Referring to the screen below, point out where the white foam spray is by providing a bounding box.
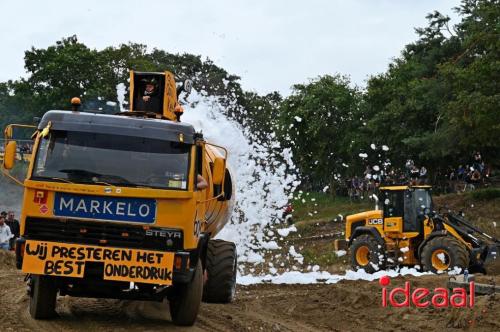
[116,83,126,112]
[182,91,299,265]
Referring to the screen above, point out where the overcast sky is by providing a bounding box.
[0,0,459,95]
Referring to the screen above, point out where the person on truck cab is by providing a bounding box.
[136,78,161,114]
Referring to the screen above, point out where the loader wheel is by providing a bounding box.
[29,275,58,319]
[203,239,237,303]
[421,236,469,273]
[350,234,386,273]
[169,261,203,326]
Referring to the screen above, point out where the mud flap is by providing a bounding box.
[15,237,25,269]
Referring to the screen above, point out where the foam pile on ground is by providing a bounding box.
[276,225,297,237]
[237,267,429,285]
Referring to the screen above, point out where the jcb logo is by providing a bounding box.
[368,218,383,225]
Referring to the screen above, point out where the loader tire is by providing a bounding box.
[203,239,237,303]
[169,261,203,326]
[421,236,469,273]
[350,234,386,273]
[29,275,58,319]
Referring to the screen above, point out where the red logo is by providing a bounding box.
[39,204,49,214]
[380,275,474,308]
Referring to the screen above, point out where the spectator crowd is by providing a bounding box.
[342,151,491,200]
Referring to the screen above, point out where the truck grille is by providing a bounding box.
[24,217,183,251]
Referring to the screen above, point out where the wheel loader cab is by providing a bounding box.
[381,186,432,234]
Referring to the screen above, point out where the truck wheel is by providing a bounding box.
[169,260,203,326]
[203,239,237,303]
[29,275,58,319]
[350,234,386,273]
[421,236,469,273]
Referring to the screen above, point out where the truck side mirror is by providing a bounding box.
[3,141,17,170]
[212,157,225,185]
[4,126,13,139]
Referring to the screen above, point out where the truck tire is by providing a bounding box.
[421,236,469,273]
[203,239,237,303]
[29,275,58,319]
[169,260,203,326]
[350,234,386,273]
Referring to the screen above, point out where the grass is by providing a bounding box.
[302,243,344,266]
[291,192,372,223]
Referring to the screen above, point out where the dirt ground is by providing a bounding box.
[1,251,498,332]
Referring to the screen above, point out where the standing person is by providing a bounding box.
[6,211,19,250]
[0,215,13,251]
[472,151,484,173]
[409,166,420,185]
[405,159,414,173]
[363,166,372,179]
[351,176,360,200]
[419,166,428,185]
[457,165,465,180]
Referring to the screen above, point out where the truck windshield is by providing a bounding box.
[33,130,190,190]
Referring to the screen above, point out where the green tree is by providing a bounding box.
[436,0,500,161]
[0,36,273,136]
[277,75,362,190]
[363,0,499,170]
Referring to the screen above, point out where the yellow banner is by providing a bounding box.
[23,240,174,285]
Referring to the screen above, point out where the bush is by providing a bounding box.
[470,188,500,201]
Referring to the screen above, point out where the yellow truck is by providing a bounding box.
[1,71,236,326]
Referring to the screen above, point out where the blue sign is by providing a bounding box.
[54,193,156,224]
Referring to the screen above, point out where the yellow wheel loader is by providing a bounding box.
[337,186,499,274]
[1,71,236,326]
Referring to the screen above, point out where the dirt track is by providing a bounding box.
[1,251,499,332]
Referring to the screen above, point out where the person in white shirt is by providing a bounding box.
[0,216,13,250]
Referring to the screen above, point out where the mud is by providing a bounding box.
[0,251,498,332]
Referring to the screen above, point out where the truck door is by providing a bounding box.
[403,191,418,232]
